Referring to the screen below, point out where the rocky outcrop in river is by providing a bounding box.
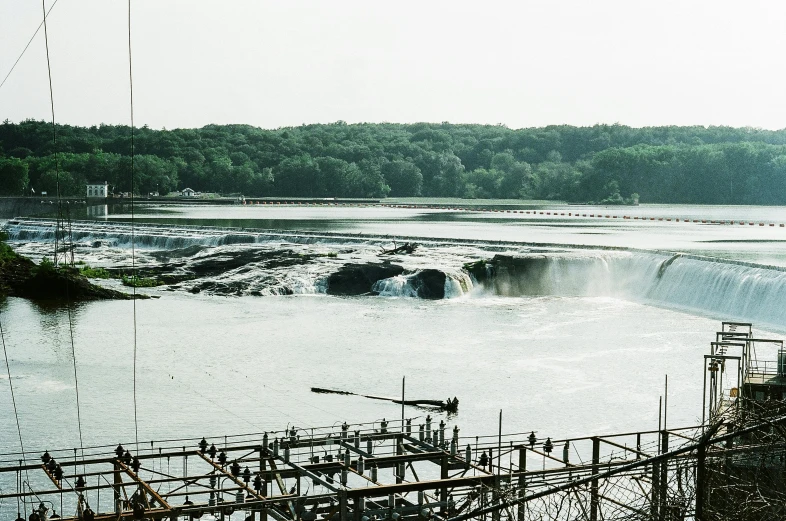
[326,262,405,295]
[0,253,135,301]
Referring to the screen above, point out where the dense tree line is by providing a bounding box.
[2,119,786,204]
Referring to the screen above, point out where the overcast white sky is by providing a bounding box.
[2,0,785,130]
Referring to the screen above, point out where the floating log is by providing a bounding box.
[379,242,417,255]
[310,387,458,412]
[311,387,354,395]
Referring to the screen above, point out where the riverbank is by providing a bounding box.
[0,238,137,301]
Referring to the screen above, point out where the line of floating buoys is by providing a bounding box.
[238,202,785,227]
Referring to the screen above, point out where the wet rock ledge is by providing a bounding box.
[326,262,405,295]
[0,244,136,301]
[326,262,446,299]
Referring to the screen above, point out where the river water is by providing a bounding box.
[1,202,784,515]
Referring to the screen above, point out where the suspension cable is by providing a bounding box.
[128,0,139,452]
[40,0,61,265]
[0,0,61,92]
[41,0,84,463]
[1,310,30,518]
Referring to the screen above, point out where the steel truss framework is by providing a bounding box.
[3,324,786,521]
[2,414,782,521]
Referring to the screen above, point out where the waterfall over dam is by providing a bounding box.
[4,218,785,330]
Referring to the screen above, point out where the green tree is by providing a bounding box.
[0,157,29,195]
[381,160,423,196]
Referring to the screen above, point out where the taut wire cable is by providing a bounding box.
[1,310,30,518]
[0,0,61,91]
[128,0,140,452]
[41,0,84,464]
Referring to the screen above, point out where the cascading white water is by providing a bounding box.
[474,252,786,329]
[5,219,259,249]
[443,268,473,298]
[642,256,786,326]
[5,218,786,328]
[372,274,420,297]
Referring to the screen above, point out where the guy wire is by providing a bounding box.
[0,310,30,515]
[0,0,61,92]
[41,0,84,464]
[40,0,61,265]
[128,0,139,452]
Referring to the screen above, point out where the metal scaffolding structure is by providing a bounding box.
[2,322,786,521]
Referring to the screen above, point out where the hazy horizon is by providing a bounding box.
[2,1,785,131]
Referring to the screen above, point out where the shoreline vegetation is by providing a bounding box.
[3,121,786,205]
[0,232,139,301]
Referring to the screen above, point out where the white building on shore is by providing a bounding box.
[86,181,109,198]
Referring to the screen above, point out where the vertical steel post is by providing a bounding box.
[114,461,121,515]
[651,453,660,519]
[702,359,708,427]
[440,454,448,515]
[696,440,706,521]
[590,437,600,521]
[664,375,668,432]
[401,377,405,434]
[339,490,348,521]
[497,410,502,474]
[658,431,669,521]
[261,454,268,521]
[517,446,526,521]
[396,435,404,484]
[636,433,641,460]
[353,497,364,521]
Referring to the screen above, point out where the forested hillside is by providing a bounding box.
[2,119,786,204]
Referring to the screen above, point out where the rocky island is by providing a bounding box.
[0,236,136,301]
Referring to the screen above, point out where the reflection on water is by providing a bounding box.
[86,204,108,217]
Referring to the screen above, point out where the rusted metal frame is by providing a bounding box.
[368,450,460,469]
[174,491,331,509]
[0,481,119,500]
[266,456,299,520]
[0,451,196,473]
[598,438,652,459]
[449,468,469,480]
[510,424,701,446]
[164,486,247,499]
[116,460,172,511]
[41,463,63,489]
[343,463,378,487]
[406,461,420,482]
[339,440,373,459]
[159,474,215,498]
[346,473,505,499]
[62,468,112,479]
[405,436,490,476]
[396,447,468,471]
[196,451,266,502]
[0,437,332,473]
[8,426,676,473]
[286,460,342,492]
[247,452,452,478]
[143,472,212,486]
[57,507,172,520]
[665,429,699,443]
[524,445,579,468]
